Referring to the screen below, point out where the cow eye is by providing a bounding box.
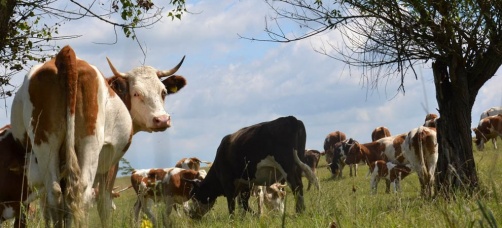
[161,90,167,98]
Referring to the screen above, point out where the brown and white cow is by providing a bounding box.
[185,116,319,219]
[368,160,412,194]
[304,149,321,174]
[175,157,212,171]
[423,113,439,128]
[480,107,502,120]
[303,149,321,190]
[402,126,438,198]
[342,134,409,192]
[10,46,186,227]
[475,110,502,150]
[323,131,347,164]
[473,114,502,151]
[0,125,29,228]
[252,182,287,216]
[131,168,204,227]
[371,126,391,141]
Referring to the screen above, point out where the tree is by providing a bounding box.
[0,0,187,99]
[255,0,502,197]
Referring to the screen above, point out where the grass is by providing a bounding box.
[5,144,501,227]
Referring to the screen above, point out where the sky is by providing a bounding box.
[1,0,501,172]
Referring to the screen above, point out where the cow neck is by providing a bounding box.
[196,167,224,201]
[361,142,381,165]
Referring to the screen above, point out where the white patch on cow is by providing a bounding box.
[2,206,15,220]
[181,159,191,170]
[252,156,287,185]
[198,170,207,179]
[163,168,182,184]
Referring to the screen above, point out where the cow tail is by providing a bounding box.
[56,45,84,223]
[293,149,320,190]
[417,127,428,186]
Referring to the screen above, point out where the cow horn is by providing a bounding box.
[181,177,201,185]
[106,57,126,77]
[157,56,185,78]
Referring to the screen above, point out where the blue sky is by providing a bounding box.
[2,0,501,171]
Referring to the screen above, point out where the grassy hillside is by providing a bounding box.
[8,144,501,227]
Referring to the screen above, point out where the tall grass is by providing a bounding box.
[5,144,501,227]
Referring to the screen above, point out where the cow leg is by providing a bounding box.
[287,169,305,213]
[370,176,379,194]
[133,198,142,223]
[95,172,114,228]
[225,197,236,216]
[32,145,63,228]
[162,197,175,228]
[237,190,253,214]
[141,199,156,226]
[384,179,391,194]
[393,179,400,193]
[492,138,498,150]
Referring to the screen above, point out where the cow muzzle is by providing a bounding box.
[152,115,171,131]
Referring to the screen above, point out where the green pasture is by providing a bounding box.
[9,143,502,227]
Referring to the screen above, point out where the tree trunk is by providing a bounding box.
[0,0,16,52]
[432,60,479,198]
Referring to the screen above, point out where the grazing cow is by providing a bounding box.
[477,107,502,149]
[175,157,212,171]
[402,126,438,198]
[0,125,29,228]
[131,168,204,227]
[304,149,321,190]
[371,126,391,141]
[252,182,287,216]
[480,107,502,120]
[304,149,321,174]
[424,113,439,128]
[473,114,502,151]
[342,134,409,192]
[10,46,187,227]
[323,131,347,164]
[327,138,356,178]
[368,160,412,194]
[185,116,319,219]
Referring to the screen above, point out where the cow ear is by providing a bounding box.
[162,75,187,94]
[108,76,131,110]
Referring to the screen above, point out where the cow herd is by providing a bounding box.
[0,45,500,227]
[319,107,502,199]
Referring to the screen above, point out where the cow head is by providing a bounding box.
[344,140,363,165]
[106,57,187,133]
[472,127,487,151]
[328,139,357,178]
[184,181,216,219]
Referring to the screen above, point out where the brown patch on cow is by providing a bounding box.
[107,76,131,110]
[0,125,30,228]
[347,141,383,165]
[175,157,202,171]
[29,58,66,145]
[425,113,438,122]
[371,126,391,141]
[388,165,412,182]
[29,53,100,145]
[323,131,347,155]
[392,134,407,163]
[74,58,100,137]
